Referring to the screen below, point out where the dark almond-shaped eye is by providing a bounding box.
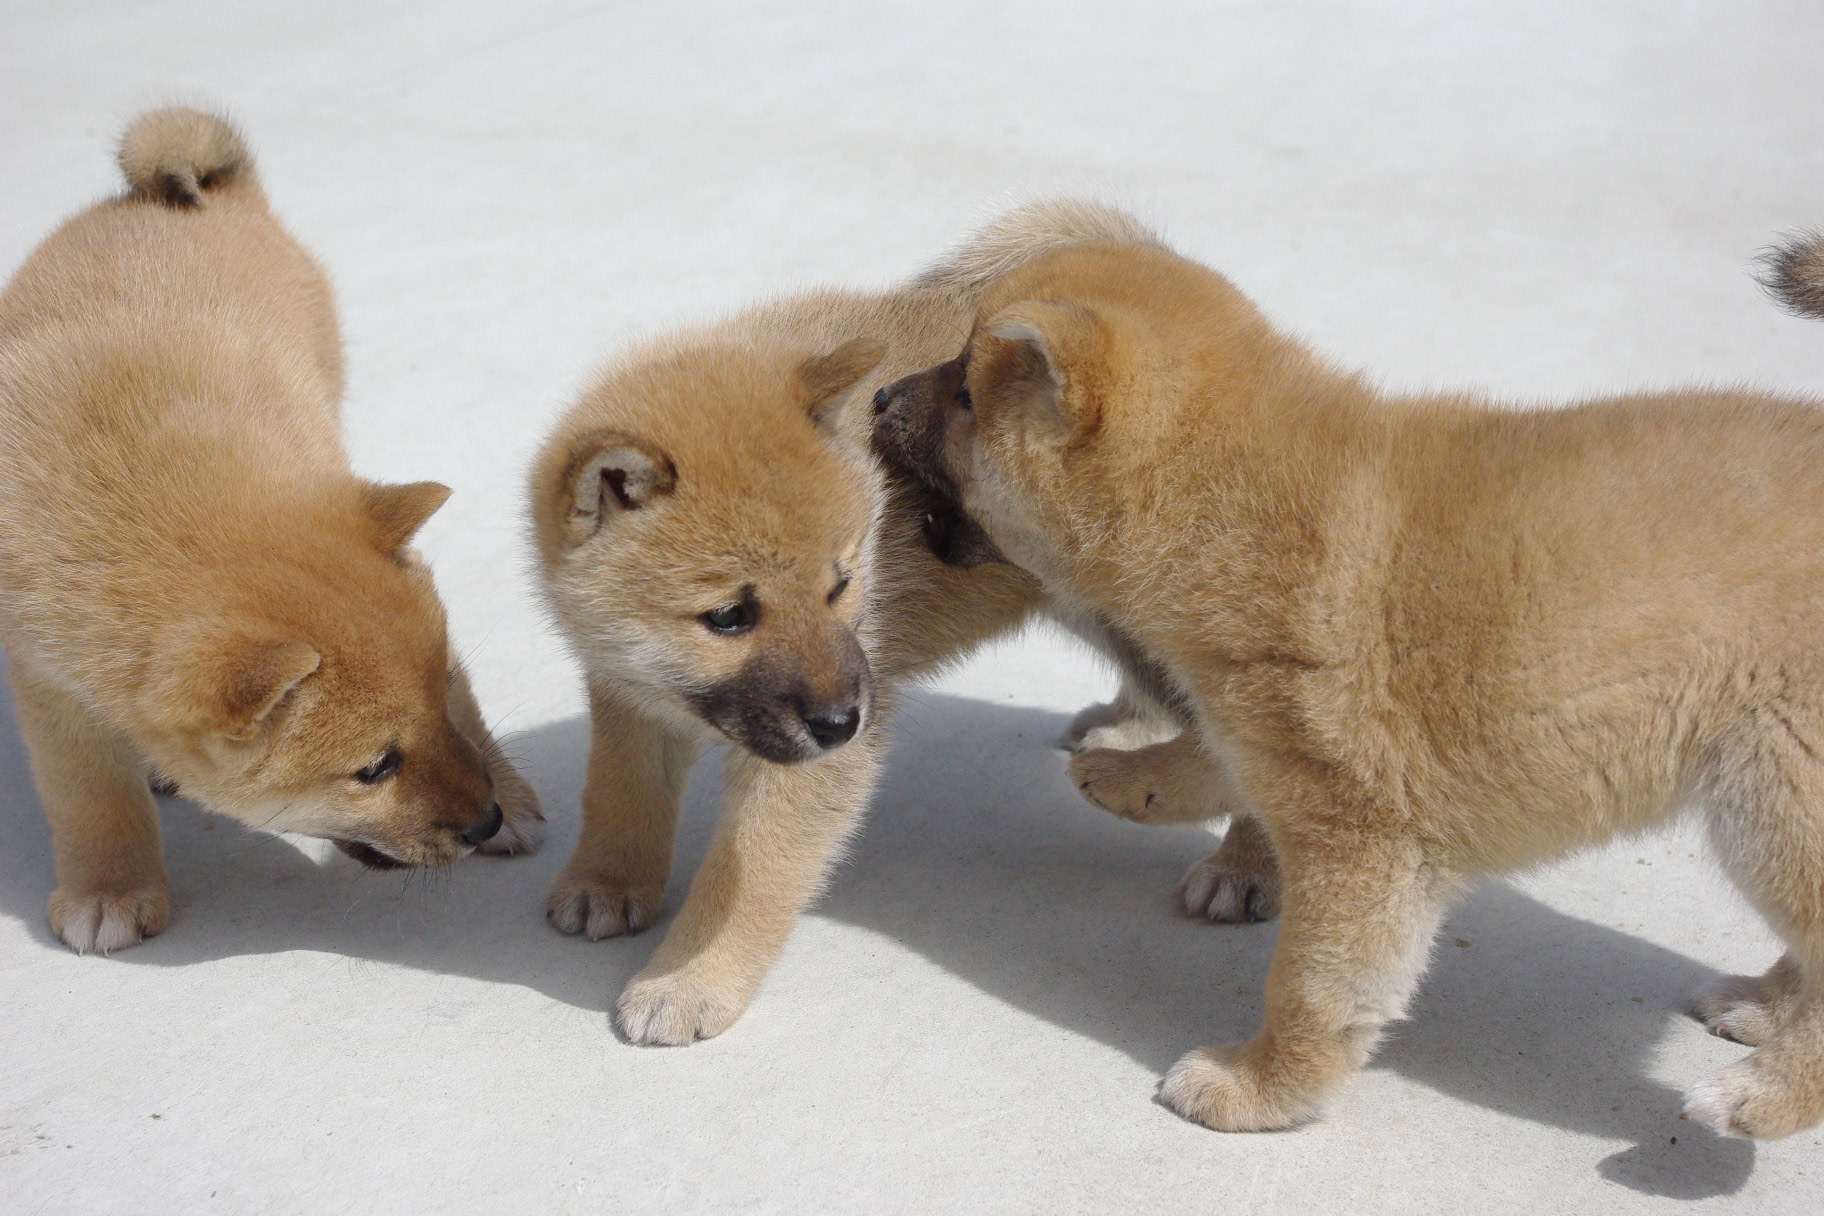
[955,383,973,411]
[827,575,851,606]
[702,601,756,636]
[355,748,402,785]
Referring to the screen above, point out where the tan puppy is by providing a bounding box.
[875,218,1824,1139]
[531,203,1276,1044]
[0,108,543,954]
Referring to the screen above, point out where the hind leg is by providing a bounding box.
[1689,757,1824,1138]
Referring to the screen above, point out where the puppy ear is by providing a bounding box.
[365,481,452,553]
[798,338,885,431]
[561,430,677,542]
[153,628,321,743]
[982,300,1103,435]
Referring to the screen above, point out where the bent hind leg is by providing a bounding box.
[1689,747,1824,1138]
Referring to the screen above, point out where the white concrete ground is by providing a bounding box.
[3,1,1824,1211]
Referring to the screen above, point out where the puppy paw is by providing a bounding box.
[48,885,169,955]
[477,760,545,857]
[1160,1045,1318,1132]
[1071,746,1194,824]
[1684,1058,1821,1140]
[1692,977,1780,1046]
[1180,852,1280,922]
[546,871,662,940]
[617,966,749,1046]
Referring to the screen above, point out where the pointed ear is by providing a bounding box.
[155,630,321,743]
[560,430,677,543]
[982,300,1103,435]
[798,338,885,431]
[365,481,452,552]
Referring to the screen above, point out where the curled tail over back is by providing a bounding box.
[117,107,253,208]
[1758,232,1824,320]
[915,199,1166,295]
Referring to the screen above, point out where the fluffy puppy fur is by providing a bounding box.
[531,202,1274,1045]
[875,218,1824,1139]
[0,108,543,954]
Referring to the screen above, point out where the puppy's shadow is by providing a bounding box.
[0,676,1756,1196]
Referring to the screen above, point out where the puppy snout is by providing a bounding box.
[458,803,503,847]
[872,385,896,415]
[803,704,861,750]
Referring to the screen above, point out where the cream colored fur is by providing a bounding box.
[0,108,542,953]
[530,202,1271,1044]
[875,211,1824,1139]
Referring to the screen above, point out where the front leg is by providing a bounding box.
[1163,818,1450,1131]
[8,658,169,954]
[616,711,886,1045]
[547,685,698,939]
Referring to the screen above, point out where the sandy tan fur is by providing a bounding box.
[877,217,1824,1140]
[530,202,1264,1044]
[0,108,542,953]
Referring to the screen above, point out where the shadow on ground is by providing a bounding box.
[0,676,1758,1198]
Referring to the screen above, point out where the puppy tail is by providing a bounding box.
[915,199,1167,294]
[1755,231,1824,320]
[118,107,254,208]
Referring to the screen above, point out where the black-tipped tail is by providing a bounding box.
[117,106,252,208]
[1756,232,1824,320]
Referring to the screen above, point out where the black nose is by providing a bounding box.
[804,706,861,749]
[872,385,894,415]
[458,803,503,847]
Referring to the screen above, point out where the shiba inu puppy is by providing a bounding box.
[875,220,1824,1139]
[531,203,1275,1045]
[0,108,543,954]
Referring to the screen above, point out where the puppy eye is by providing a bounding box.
[828,576,850,605]
[702,601,756,635]
[955,383,973,411]
[355,749,402,785]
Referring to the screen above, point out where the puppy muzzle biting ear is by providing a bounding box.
[871,357,1007,569]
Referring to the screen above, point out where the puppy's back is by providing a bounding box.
[0,110,350,666]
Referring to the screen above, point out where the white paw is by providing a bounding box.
[1684,1059,1819,1140]
[616,967,748,1046]
[546,872,662,940]
[1180,854,1280,922]
[477,762,545,856]
[48,886,169,955]
[1160,1045,1315,1132]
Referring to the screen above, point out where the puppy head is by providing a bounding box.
[535,338,884,764]
[141,481,501,868]
[875,273,1116,584]
[875,242,1271,584]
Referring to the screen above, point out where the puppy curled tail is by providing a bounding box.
[117,107,253,208]
[1756,232,1824,320]
[915,199,1167,296]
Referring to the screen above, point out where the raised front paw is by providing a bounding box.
[48,885,170,955]
[1161,1044,1320,1132]
[616,964,752,1046]
[546,870,662,940]
[1071,746,1188,824]
[477,758,546,857]
[1180,850,1280,922]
